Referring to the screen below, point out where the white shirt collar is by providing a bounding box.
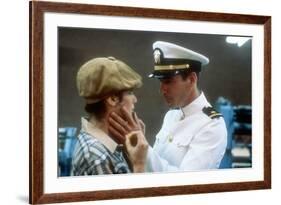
[81,117,118,153]
[180,92,211,118]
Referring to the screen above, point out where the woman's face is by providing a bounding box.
[118,90,138,114]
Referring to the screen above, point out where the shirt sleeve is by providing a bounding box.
[146,119,227,172]
[145,146,179,172]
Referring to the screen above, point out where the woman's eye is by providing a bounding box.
[127,91,134,95]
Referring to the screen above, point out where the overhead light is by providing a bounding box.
[226,36,251,47]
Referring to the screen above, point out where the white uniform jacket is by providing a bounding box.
[146,93,227,172]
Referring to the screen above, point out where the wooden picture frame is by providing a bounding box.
[30,0,271,204]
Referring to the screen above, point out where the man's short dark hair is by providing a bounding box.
[180,70,200,81]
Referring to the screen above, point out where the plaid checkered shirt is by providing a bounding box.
[71,118,131,175]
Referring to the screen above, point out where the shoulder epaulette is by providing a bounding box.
[202,106,222,119]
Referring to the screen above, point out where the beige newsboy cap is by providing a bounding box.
[77,56,142,103]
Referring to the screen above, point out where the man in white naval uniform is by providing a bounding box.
[146,90,227,172]
[109,41,227,172]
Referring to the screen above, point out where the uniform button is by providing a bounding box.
[168,135,173,142]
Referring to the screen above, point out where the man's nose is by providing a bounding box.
[160,82,166,94]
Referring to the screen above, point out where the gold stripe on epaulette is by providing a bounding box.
[209,113,222,118]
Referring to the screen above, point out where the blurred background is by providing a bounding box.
[58,27,252,176]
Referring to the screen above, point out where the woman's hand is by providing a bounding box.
[125,130,148,172]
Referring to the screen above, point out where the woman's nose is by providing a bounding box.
[132,94,137,103]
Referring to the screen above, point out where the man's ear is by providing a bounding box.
[105,95,119,107]
[188,72,198,85]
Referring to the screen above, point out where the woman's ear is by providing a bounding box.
[105,95,119,107]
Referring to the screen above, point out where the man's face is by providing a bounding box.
[159,74,192,108]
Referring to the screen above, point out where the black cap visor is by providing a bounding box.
[148,69,187,79]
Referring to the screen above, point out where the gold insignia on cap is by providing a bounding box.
[154,49,161,64]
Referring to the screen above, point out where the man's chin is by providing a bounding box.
[165,102,180,109]
[164,98,177,108]
[166,102,175,108]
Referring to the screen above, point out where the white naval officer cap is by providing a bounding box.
[149,41,209,79]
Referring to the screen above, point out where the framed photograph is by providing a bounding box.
[30,0,271,204]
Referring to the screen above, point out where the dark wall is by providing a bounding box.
[58,27,252,145]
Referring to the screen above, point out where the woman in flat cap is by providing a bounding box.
[71,56,147,175]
